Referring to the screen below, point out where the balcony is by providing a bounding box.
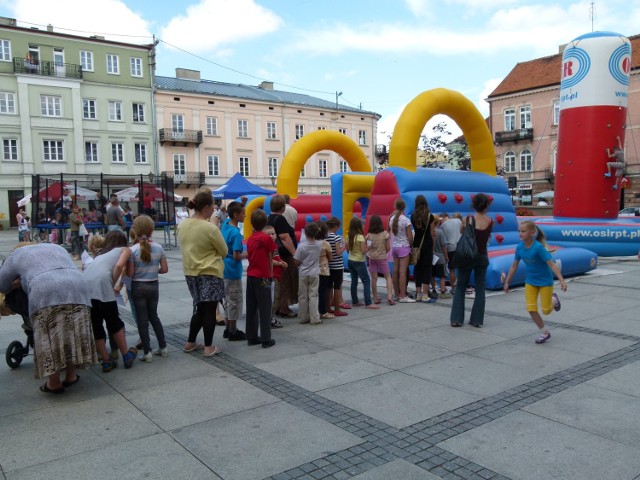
[13,57,82,79]
[162,171,205,187]
[495,128,533,144]
[159,128,203,146]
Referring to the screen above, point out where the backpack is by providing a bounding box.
[453,216,479,268]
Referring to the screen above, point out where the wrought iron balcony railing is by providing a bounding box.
[162,171,205,186]
[159,129,203,146]
[13,57,83,79]
[495,128,533,144]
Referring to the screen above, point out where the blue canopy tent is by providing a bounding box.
[212,172,276,199]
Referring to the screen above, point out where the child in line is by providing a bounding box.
[221,201,247,341]
[366,215,394,305]
[430,218,450,300]
[347,217,379,309]
[245,210,277,348]
[83,230,137,371]
[326,217,348,317]
[389,198,415,303]
[19,215,31,242]
[317,221,334,320]
[126,215,168,362]
[263,225,287,329]
[294,222,323,324]
[503,221,567,344]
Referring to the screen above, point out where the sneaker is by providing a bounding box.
[247,337,262,346]
[552,293,561,312]
[604,172,612,178]
[154,347,169,357]
[142,352,153,363]
[262,339,276,348]
[535,331,551,344]
[416,292,423,302]
[227,330,247,341]
[450,287,456,296]
[223,328,229,339]
[271,319,283,328]
[424,297,437,304]
[612,184,618,190]
[439,292,452,299]
[399,296,416,303]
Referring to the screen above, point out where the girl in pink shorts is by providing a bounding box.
[388,198,415,303]
[366,215,394,305]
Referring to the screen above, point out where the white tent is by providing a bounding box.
[533,191,555,199]
[115,185,182,202]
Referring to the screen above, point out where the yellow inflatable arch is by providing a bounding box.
[276,130,372,198]
[389,88,496,176]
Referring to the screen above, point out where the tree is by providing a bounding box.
[448,137,470,171]
[420,122,451,168]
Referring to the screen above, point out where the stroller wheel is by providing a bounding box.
[6,340,25,369]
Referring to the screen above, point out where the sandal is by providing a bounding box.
[320,313,335,319]
[374,298,381,304]
[339,303,352,310]
[271,319,284,328]
[387,299,396,305]
[62,375,80,388]
[183,342,204,353]
[102,360,115,373]
[40,383,65,394]
[203,346,222,357]
[123,347,138,369]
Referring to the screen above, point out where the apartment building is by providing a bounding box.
[155,69,381,199]
[487,34,640,207]
[0,18,155,229]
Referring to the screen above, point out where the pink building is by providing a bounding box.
[154,69,380,200]
[487,34,640,208]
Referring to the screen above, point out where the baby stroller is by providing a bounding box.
[3,288,33,369]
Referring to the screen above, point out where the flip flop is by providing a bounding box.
[40,383,65,394]
[339,303,352,309]
[387,299,396,305]
[183,342,205,353]
[203,346,222,357]
[62,375,80,388]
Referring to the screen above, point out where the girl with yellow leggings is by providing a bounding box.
[503,221,567,344]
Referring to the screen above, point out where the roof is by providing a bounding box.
[488,33,640,98]
[155,76,380,117]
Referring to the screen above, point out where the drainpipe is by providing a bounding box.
[149,36,160,178]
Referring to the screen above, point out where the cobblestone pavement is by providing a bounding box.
[1,229,640,480]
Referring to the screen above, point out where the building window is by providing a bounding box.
[85,141,99,163]
[3,139,18,161]
[206,116,218,135]
[173,154,186,175]
[239,157,250,176]
[0,39,10,62]
[208,155,220,176]
[358,130,367,145]
[108,101,122,121]
[319,159,327,178]
[338,128,347,135]
[553,101,560,126]
[111,143,124,163]
[339,160,348,173]
[43,140,64,161]
[504,151,516,172]
[106,54,119,74]
[132,103,145,122]
[130,57,142,77]
[134,143,147,163]
[520,105,531,129]
[80,50,93,71]
[40,95,62,117]
[520,149,532,172]
[504,109,515,131]
[171,114,184,132]
[0,92,16,114]
[295,124,304,140]
[268,157,278,178]
[266,121,277,140]
[318,126,326,130]
[237,119,248,138]
[82,99,97,119]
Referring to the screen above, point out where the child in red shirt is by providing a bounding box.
[246,210,279,348]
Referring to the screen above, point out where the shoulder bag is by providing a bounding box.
[453,215,479,269]
[409,214,430,265]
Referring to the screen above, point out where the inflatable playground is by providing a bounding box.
[237,31,639,290]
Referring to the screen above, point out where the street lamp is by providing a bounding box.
[335,91,342,110]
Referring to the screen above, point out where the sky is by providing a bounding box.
[1,0,639,145]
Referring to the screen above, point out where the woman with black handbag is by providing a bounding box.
[450,193,493,327]
[411,195,436,303]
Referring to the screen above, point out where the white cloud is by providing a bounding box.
[377,107,462,147]
[8,0,153,42]
[478,78,502,117]
[160,0,283,54]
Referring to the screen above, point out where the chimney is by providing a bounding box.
[0,17,17,26]
[259,81,274,90]
[47,24,53,32]
[176,68,201,81]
